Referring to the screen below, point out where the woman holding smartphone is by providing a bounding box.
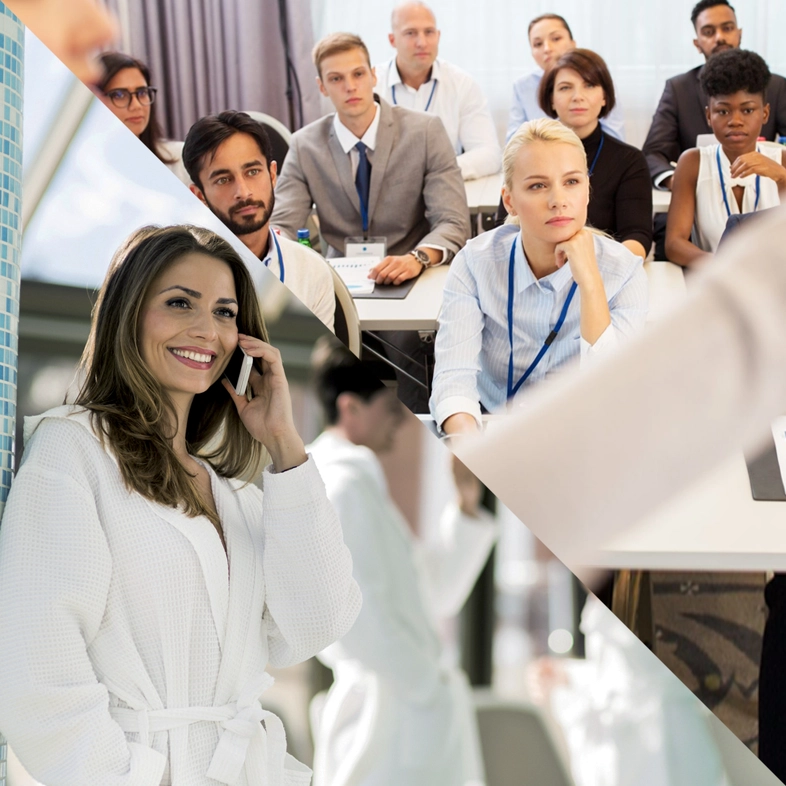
[431,118,648,436]
[0,224,360,785]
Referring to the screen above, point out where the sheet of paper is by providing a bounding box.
[329,256,378,296]
[771,415,786,495]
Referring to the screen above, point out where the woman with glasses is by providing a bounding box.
[97,52,188,181]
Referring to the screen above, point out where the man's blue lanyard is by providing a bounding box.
[263,230,285,283]
[391,79,438,112]
[505,134,604,399]
[716,145,760,218]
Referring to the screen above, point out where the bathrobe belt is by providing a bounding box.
[110,672,288,786]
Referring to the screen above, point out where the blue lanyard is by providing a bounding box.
[588,132,604,176]
[264,231,285,283]
[391,78,438,112]
[507,234,578,399]
[716,145,760,218]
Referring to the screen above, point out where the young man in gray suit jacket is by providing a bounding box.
[271,32,470,412]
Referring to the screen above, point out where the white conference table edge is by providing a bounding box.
[355,263,450,332]
[583,453,786,572]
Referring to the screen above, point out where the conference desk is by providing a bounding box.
[464,173,672,216]
[587,453,786,571]
[356,257,685,340]
[355,264,449,332]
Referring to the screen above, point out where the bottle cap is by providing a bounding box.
[297,228,310,239]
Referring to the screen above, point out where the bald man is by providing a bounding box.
[374,1,501,180]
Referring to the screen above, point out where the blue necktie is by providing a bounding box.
[355,141,371,233]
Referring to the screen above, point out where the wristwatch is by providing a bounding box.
[409,248,431,269]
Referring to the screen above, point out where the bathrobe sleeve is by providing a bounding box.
[0,420,167,786]
[259,455,362,668]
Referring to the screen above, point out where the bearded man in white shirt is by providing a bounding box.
[374,1,501,181]
[183,111,336,331]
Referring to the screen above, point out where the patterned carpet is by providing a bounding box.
[649,571,767,753]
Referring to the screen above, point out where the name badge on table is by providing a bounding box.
[345,236,387,259]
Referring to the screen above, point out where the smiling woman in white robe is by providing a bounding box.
[0,225,361,786]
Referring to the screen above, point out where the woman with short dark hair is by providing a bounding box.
[539,49,652,259]
[0,224,360,785]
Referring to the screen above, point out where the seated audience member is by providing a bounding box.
[271,32,469,412]
[308,338,497,786]
[644,0,786,192]
[430,119,648,437]
[96,52,188,182]
[539,49,652,259]
[183,111,335,329]
[374,1,501,180]
[665,49,786,267]
[506,13,626,144]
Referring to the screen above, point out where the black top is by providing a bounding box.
[495,124,653,250]
[582,124,652,249]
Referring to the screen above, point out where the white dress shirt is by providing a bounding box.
[258,228,336,331]
[506,68,627,144]
[375,58,501,180]
[430,223,648,429]
[333,104,447,263]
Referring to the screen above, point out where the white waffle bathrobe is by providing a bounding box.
[0,406,361,786]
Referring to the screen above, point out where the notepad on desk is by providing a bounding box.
[330,257,378,296]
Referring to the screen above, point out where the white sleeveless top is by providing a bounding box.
[694,143,782,253]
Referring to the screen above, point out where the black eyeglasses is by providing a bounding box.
[103,86,157,108]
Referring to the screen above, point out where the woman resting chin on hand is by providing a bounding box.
[433,118,648,438]
[0,224,360,786]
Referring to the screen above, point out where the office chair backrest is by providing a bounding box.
[474,693,575,786]
[329,264,362,358]
[241,110,292,172]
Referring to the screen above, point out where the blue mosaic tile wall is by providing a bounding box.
[0,4,22,782]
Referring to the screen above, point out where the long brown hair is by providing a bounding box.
[97,51,175,165]
[75,225,268,523]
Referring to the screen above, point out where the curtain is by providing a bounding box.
[106,0,321,141]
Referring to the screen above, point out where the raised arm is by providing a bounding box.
[665,148,708,267]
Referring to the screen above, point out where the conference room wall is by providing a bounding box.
[311,0,786,149]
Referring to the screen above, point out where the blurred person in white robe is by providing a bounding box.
[307,338,498,786]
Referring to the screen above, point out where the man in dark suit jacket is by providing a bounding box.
[644,0,786,190]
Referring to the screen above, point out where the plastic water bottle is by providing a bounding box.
[297,228,312,248]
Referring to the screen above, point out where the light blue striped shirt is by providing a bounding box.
[430,223,648,428]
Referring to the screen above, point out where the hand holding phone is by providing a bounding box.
[224,346,254,399]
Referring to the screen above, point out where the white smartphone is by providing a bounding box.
[225,346,254,397]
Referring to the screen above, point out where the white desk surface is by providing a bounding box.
[358,257,685,349]
[465,173,503,214]
[652,188,671,213]
[587,453,786,571]
[355,264,449,331]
